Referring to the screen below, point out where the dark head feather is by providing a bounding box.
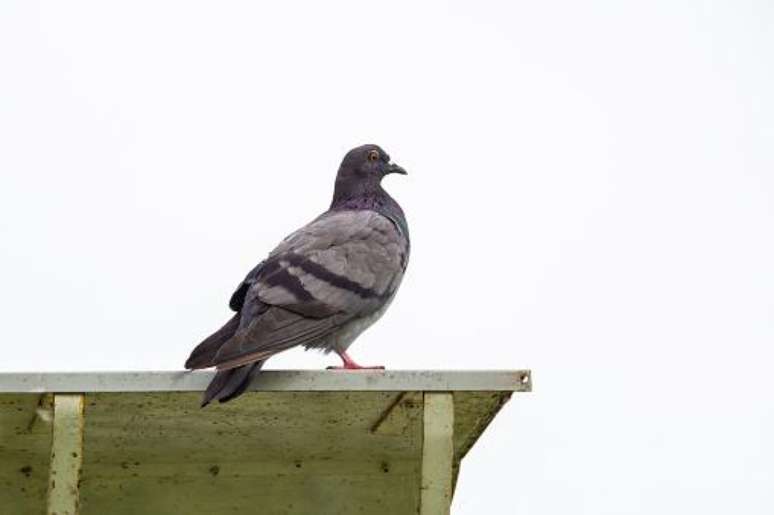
[330,144,410,250]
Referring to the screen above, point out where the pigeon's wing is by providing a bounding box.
[211,210,408,370]
[210,308,348,369]
[229,260,265,311]
[185,261,266,369]
[258,210,408,316]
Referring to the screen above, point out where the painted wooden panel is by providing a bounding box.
[0,371,527,514]
[0,394,52,515]
[48,394,85,515]
[420,393,454,515]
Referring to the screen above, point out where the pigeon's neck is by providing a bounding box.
[330,181,395,212]
[330,182,409,242]
[331,176,379,205]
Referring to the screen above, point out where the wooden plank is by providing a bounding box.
[0,370,532,393]
[0,394,53,515]
[48,394,84,515]
[1,386,522,514]
[420,393,454,515]
[80,391,422,515]
[370,391,423,435]
[452,391,513,493]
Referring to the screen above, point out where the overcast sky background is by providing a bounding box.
[1,1,773,513]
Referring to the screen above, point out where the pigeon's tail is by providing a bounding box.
[201,360,264,407]
[185,314,241,370]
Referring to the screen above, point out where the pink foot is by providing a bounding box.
[327,350,385,370]
[327,364,386,370]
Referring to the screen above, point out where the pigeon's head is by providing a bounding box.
[337,144,407,183]
[331,144,407,208]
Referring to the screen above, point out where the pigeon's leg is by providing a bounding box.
[327,349,385,370]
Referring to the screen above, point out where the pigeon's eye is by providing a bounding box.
[367,150,380,162]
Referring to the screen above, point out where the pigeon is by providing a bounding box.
[185,144,410,406]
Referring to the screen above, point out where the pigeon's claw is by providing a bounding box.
[326,364,386,370]
[327,350,385,370]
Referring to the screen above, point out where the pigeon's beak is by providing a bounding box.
[385,162,407,176]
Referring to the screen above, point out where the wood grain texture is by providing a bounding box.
[0,371,530,514]
[420,393,454,515]
[48,394,84,515]
[0,370,532,393]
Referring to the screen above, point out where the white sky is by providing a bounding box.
[1,1,773,513]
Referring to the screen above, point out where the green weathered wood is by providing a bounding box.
[0,394,52,515]
[0,371,529,514]
[80,391,422,514]
[48,394,84,515]
[420,393,454,515]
